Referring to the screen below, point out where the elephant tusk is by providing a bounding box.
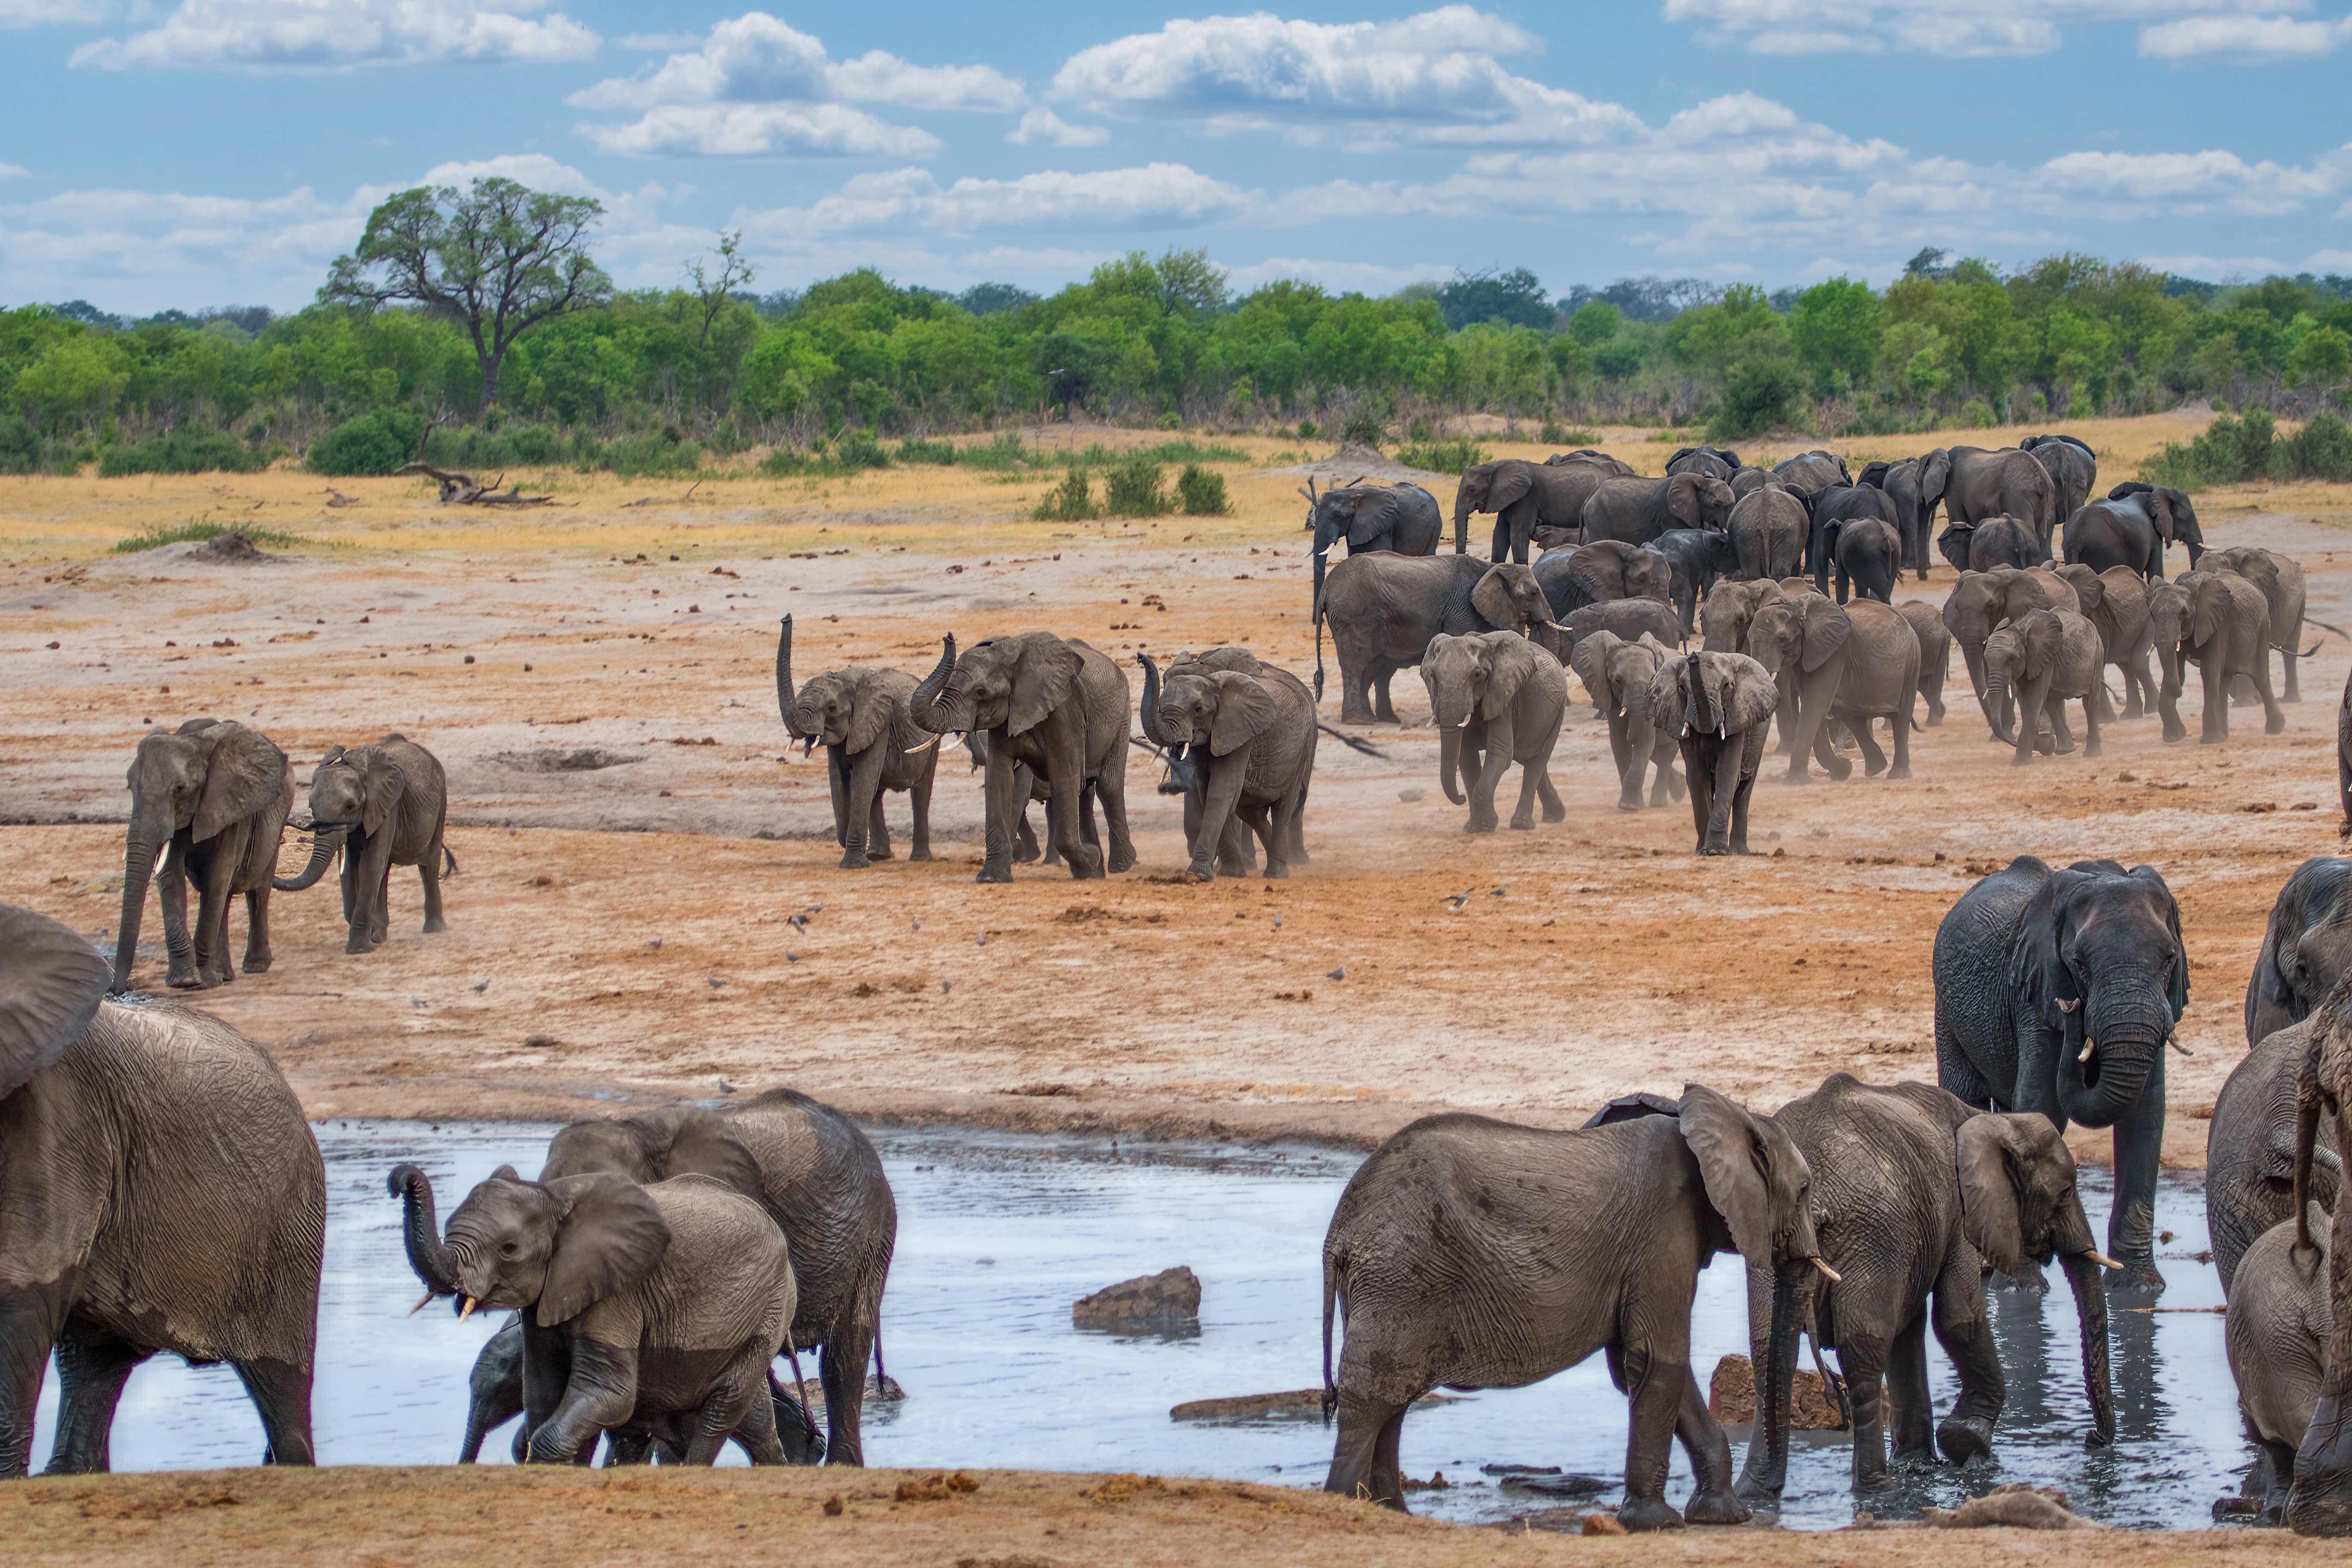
[407,1291,438,1316]
[2169,1037,2196,1057]
[2079,1037,2096,1064]
[905,734,941,755]
[2085,1251,2123,1271]
[2055,997,2078,1014]
[457,1295,479,1321]
[1811,1256,1843,1283]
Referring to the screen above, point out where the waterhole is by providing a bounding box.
[37,1121,2235,1529]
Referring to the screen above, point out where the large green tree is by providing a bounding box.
[322,177,611,412]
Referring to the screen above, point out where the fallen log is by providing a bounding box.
[398,462,556,507]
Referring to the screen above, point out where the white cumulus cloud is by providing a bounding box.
[1007,108,1109,147]
[71,0,597,71]
[2139,11,2352,56]
[0,0,114,25]
[745,162,1253,237]
[1664,0,2291,56]
[579,103,941,159]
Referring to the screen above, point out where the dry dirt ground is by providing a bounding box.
[3,414,2350,1175]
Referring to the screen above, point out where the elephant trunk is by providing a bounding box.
[2291,1190,2352,1534]
[907,636,966,735]
[1452,492,1470,554]
[273,823,349,891]
[2055,1011,2165,1128]
[1439,722,1467,805]
[112,824,168,990]
[2058,1249,2115,1447]
[1746,1257,1804,1498]
[1138,654,1171,748]
[776,615,805,738]
[389,1163,461,1298]
[1683,657,1719,738]
[1983,663,2016,744]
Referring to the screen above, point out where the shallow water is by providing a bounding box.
[36,1120,2239,1529]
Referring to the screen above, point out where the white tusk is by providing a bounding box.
[2079,1037,2096,1064]
[2055,997,2078,1013]
[2169,1037,2196,1057]
[407,1292,437,1316]
[2086,1251,2123,1271]
[905,734,941,755]
[1811,1256,1843,1283]
[1718,724,1727,739]
[457,1295,478,1321]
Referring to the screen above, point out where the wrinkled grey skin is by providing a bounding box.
[1772,449,1852,505]
[1920,446,2060,557]
[392,1164,795,1467]
[1421,631,1568,833]
[962,732,1060,868]
[1818,600,1919,779]
[1580,473,1736,546]
[1141,650,1317,877]
[1932,856,2188,1290]
[2055,564,2158,721]
[1942,567,2078,738]
[1855,457,1936,581]
[2021,435,2098,524]
[0,901,322,1476]
[1647,528,1741,635]
[1321,1087,1820,1528]
[1530,539,1672,624]
[2209,1016,2339,1290]
[1728,487,1808,582]
[1743,592,1853,783]
[1984,609,2105,764]
[2280,986,2352,1533]
[1810,486,1902,600]
[1939,515,2040,573]
[1736,1077,2111,1499]
[775,616,940,870]
[2068,484,2205,580]
[1701,579,1782,655]
[1569,630,1685,810]
[1315,554,1556,723]
[1556,598,1682,667]
[271,733,449,952]
[1304,479,1443,637]
[1819,514,1902,605]
[1666,445,1742,481]
[1647,650,1781,855]
[2227,1204,2333,1525]
[1893,601,1951,728]
[1139,647,1274,877]
[1547,449,1637,474]
[1454,460,1611,562]
[2149,569,2282,744]
[112,718,293,992]
[2247,860,2352,1047]
[909,631,1133,882]
[2205,547,2311,703]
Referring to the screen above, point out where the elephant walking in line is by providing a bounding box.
[1922,447,2060,557]
[2067,484,2205,580]
[2208,1017,2337,1290]
[1321,1087,1822,1528]
[1531,538,1672,623]
[1856,457,1936,580]
[1818,600,1919,780]
[1942,567,2077,738]
[0,902,322,1476]
[1421,631,1567,833]
[1140,649,1317,877]
[1570,630,1685,810]
[1896,600,1951,727]
[1984,609,2105,764]
[1933,857,2188,1290]
[271,733,451,951]
[2148,570,2282,744]
[2055,564,2159,721]
[1810,485,1902,600]
[2205,546,2313,702]
[2248,859,2352,1046]
[1648,650,1780,856]
[112,717,293,992]
[1818,514,1901,604]
[1735,1076,2114,1499]
[909,631,1133,882]
[776,616,940,870]
[1742,591,1851,781]
[1454,459,1611,562]
[1579,473,1736,546]
[1315,554,1556,723]
[1701,579,1782,655]
[1727,487,1808,582]
[2021,434,2098,524]
[1304,478,1443,642]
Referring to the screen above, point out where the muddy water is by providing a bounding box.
[38,1121,2238,1529]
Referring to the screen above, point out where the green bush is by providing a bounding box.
[1047,438,1246,469]
[426,423,579,470]
[101,427,264,476]
[0,413,37,475]
[1103,456,1170,517]
[2287,411,2352,481]
[1708,360,1802,440]
[1033,468,1097,520]
[309,409,427,476]
[1175,464,1229,515]
[1296,419,1317,440]
[760,446,820,477]
[110,520,301,554]
[834,429,890,469]
[1397,436,1487,474]
[1339,398,1391,448]
[955,433,1044,470]
[601,434,704,478]
[897,437,959,464]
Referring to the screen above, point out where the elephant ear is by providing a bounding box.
[1665,474,1703,530]
[2067,567,2105,612]
[0,902,109,1099]
[1920,449,1951,507]
[647,1108,769,1203]
[1954,1115,2026,1278]
[539,1172,673,1327]
[361,751,405,840]
[1857,460,1892,488]
[2021,612,2061,681]
[1480,634,1539,720]
[1568,628,1619,706]
[2126,863,2190,1022]
[1731,661,1782,730]
[846,671,894,755]
[1208,672,1279,756]
[1799,597,1852,673]
[193,722,286,843]
[2189,578,2223,649]
[1008,635,1084,737]
[1470,567,1520,630]
[1678,1084,1775,1262]
[1345,490,1394,548]
[1485,464,1534,516]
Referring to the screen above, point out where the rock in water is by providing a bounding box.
[1074,1265,1201,1326]
[1923,1484,2099,1530]
[1707,1353,1848,1430]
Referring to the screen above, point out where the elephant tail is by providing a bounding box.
[1316,724,1386,758]
[778,1333,824,1454]
[872,1320,888,1394]
[1320,1250,1340,1425]
[441,844,460,877]
[1314,589,1327,701]
[2307,617,2349,640]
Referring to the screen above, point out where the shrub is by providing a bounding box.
[955,433,1043,470]
[2287,411,2352,481]
[1397,436,1487,474]
[0,413,37,475]
[102,427,264,476]
[1175,464,1229,515]
[601,435,704,478]
[1296,419,1318,440]
[1339,398,1391,448]
[897,437,959,464]
[1103,456,1170,517]
[309,409,427,476]
[834,429,890,469]
[110,520,301,554]
[1033,468,1097,521]
[760,446,820,477]
[1708,360,1802,440]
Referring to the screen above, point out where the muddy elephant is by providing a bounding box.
[1736,1076,2113,1498]
[2209,1016,2338,1290]
[1939,514,2040,573]
[2149,570,2282,744]
[1316,554,1555,723]
[1,901,322,1476]
[1742,591,1850,782]
[1896,600,1951,727]
[1701,579,1782,655]
[2228,1204,2333,1525]
[1819,600,1919,779]
[1666,446,1741,481]
[1646,528,1740,635]
[271,733,450,951]
[1942,567,2076,737]
[1648,650,1780,855]
[2068,484,2205,580]
[1921,446,2059,556]
[394,1163,795,1467]
[111,718,293,992]
[1728,487,1807,582]
[1141,650,1317,876]
[2205,546,2312,703]
[909,632,1133,882]
[2055,564,2158,720]
[1933,857,2186,1289]
[2021,435,2098,523]
[1531,538,1672,623]
[2247,860,2352,1047]
[1855,456,1936,580]
[775,616,940,869]
[1570,630,1684,810]
[1455,459,1610,562]
[1984,609,2105,764]
[1321,1086,1822,1527]
[1580,473,1735,546]
[1421,631,1567,833]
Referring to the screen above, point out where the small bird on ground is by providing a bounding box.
[472,980,489,993]
[1326,966,1346,981]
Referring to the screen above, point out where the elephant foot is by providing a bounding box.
[1826,757,1854,781]
[1853,1464,1899,1494]
[1888,764,1911,779]
[1216,859,1252,879]
[975,867,1014,884]
[1937,1416,1995,1465]
[2114,1258,2166,1294]
[2268,716,2288,735]
[1683,1486,1751,1526]
[1734,1469,1786,1503]
[1108,850,1136,874]
[867,845,895,862]
[1698,841,1729,857]
[1012,845,1041,864]
[1509,816,1535,830]
[345,935,377,955]
[1464,818,1497,834]
[837,852,873,870]
[1182,864,1215,883]
[1614,1497,1685,1533]
[1263,861,1290,879]
[1617,797,1644,812]
[1990,1263,2049,1295]
[1782,768,1810,786]
[423,916,449,933]
[1543,805,1566,822]
[242,953,273,974]
[909,848,933,862]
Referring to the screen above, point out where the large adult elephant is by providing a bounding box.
[1772,449,1851,506]
[1984,609,2104,763]
[112,718,292,992]
[2205,546,2312,702]
[1315,555,1555,723]
[1921,446,2060,557]
[1701,579,1782,655]
[1321,1087,1822,1526]
[1856,456,1936,580]
[2021,434,2098,523]
[0,901,322,1476]
[1933,857,2186,1290]
[1453,460,1604,563]
[1727,487,1808,582]
[2148,569,2282,744]
[1560,597,1682,662]
[1735,1076,2113,1499]
[1304,479,1443,636]
[2246,859,2352,1046]
[1140,650,1317,877]
[1666,446,1741,481]
[1646,528,1740,635]
[909,632,1133,882]
[1580,473,1735,546]
[2208,1016,2337,1291]
[1647,650,1781,855]
[1742,590,1850,781]
[774,616,940,869]
[1819,600,1919,779]
[1530,539,1671,622]
[1570,631,1684,811]
[2067,484,2204,579]
[270,733,451,950]
[1421,631,1567,833]
[2056,564,2158,720]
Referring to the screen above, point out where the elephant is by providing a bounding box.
[908,631,1133,882]
[1305,479,1443,651]
[2021,435,2098,524]
[1701,579,1782,655]
[1729,466,1781,502]
[1420,631,1567,833]
[111,718,293,992]
[1556,597,1683,667]
[2205,547,2312,703]
[2055,564,2159,721]
[1569,631,1685,810]
[1727,487,1807,582]
[1320,1086,1822,1526]
[392,1163,796,1467]
[1942,567,2079,737]
[1547,449,1636,474]
[1809,486,1902,594]
[774,616,940,870]
[1818,514,1901,605]
[1646,528,1741,634]
[1855,456,1936,580]
[1984,609,2105,764]
[1531,538,1672,623]
[1140,649,1317,876]
[270,733,451,951]
[1455,460,1611,562]
[1816,600,1919,780]
[1920,446,2060,557]
[1772,450,1852,506]
[1932,856,2187,1289]
[2343,668,2352,836]
[1896,600,1951,727]
[2251,861,2352,1047]
[1646,650,1781,855]
[1938,515,2040,573]
[1734,1076,2114,1499]
[2226,1204,2333,1524]
[1742,591,1851,782]
[2208,1016,2338,1290]
[2149,569,2282,744]
[0,900,322,1476]
[2277,987,2352,1533]
[2067,484,2205,579]
[1666,446,1741,481]
[1315,554,1557,723]
[1579,473,1735,547]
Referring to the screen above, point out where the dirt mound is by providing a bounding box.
[186,530,279,563]
[1257,441,1450,483]
[489,747,645,773]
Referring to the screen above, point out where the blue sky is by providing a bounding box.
[1,0,2347,313]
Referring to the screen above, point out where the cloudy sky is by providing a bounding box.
[1,0,2347,312]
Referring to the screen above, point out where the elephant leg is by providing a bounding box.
[42,1335,148,1475]
[1507,760,1544,831]
[1674,1365,1749,1525]
[1702,739,1744,855]
[979,745,1018,882]
[1188,755,1249,880]
[2044,690,2076,755]
[1929,1259,2002,1465]
[371,859,392,946]
[1323,1392,1409,1511]
[1851,715,1890,777]
[1615,1345,1688,1531]
[1042,729,1100,880]
[1727,769,1758,856]
[906,755,935,861]
[1606,715,1642,811]
[1469,718,1513,833]
[1889,707,1912,779]
[2110,1052,2167,1292]
[2081,692,2102,758]
[1096,749,1136,876]
[1535,757,1566,822]
[2261,1438,2297,1522]
[1836,1332,1896,1492]
[2200,653,2230,744]
[1372,664,1401,725]
[825,747,849,849]
[529,1339,637,1465]
[818,1317,873,1467]
[156,838,199,989]
[1681,735,1715,853]
[420,827,449,932]
[2157,650,2188,742]
[232,1355,315,1466]
[242,885,274,974]
[2257,645,2287,735]
[867,790,894,862]
[1261,799,1294,878]
[1654,741,1686,806]
[196,847,237,985]
[1884,1313,1939,1469]
[683,1344,776,1467]
[2285,640,2303,703]
[838,748,887,869]
[0,1282,68,1479]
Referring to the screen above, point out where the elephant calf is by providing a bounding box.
[1421,631,1567,832]
[777,616,940,870]
[1570,630,1684,811]
[1140,648,1317,878]
[1648,650,1779,856]
[2226,1207,2333,1524]
[273,732,450,952]
[2150,570,2282,745]
[1984,609,2104,764]
[2209,1016,2340,1292]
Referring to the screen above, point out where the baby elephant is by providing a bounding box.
[1648,650,1779,855]
[2227,1206,2331,1523]
[1420,630,1568,833]
[1570,630,1685,811]
[1983,609,2104,764]
[273,733,451,952]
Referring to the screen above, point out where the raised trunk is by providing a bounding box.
[112,828,165,989]
[2058,1250,2115,1446]
[273,824,349,892]
[1138,655,1170,748]
[1439,724,1466,805]
[389,1163,461,1297]
[776,615,805,738]
[907,636,962,734]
